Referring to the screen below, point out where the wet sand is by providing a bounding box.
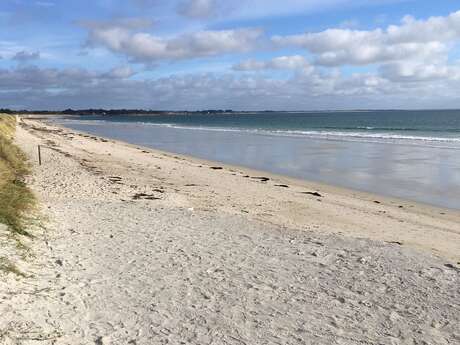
[57,118,460,209]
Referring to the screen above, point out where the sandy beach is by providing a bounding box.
[0,117,459,344]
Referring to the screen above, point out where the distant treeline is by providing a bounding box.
[0,108,238,115]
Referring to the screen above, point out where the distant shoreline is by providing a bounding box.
[23,115,460,261]
[4,108,460,117]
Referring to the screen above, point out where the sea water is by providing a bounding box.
[53,110,460,209]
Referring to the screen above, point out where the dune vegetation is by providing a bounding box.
[0,114,35,237]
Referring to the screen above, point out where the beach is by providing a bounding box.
[1,117,459,344]
[53,112,460,210]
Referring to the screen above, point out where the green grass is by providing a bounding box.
[0,114,35,237]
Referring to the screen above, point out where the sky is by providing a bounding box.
[2,0,460,110]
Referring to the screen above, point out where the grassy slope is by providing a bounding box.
[0,114,35,237]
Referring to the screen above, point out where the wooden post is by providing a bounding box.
[38,145,42,166]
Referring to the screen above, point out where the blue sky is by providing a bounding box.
[1,0,460,110]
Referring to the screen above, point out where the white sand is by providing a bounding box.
[0,118,459,345]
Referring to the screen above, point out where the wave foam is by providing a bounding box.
[54,118,460,147]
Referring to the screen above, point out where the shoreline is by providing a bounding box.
[21,116,460,262]
[50,115,460,149]
[47,114,460,210]
[0,116,458,344]
[40,115,460,213]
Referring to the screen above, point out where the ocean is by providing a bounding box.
[52,110,460,209]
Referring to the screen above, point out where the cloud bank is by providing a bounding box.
[273,12,460,64]
[84,19,263,62]
[3,2,460,110]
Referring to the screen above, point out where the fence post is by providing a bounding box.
[38,145,42,166]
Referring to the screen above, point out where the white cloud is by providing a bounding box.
[272,10,460,66]
[234,55,313,73]
[379,61,460,82]
[0,65,139,97]
[4,61,460,111]
[84,20,263,62]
